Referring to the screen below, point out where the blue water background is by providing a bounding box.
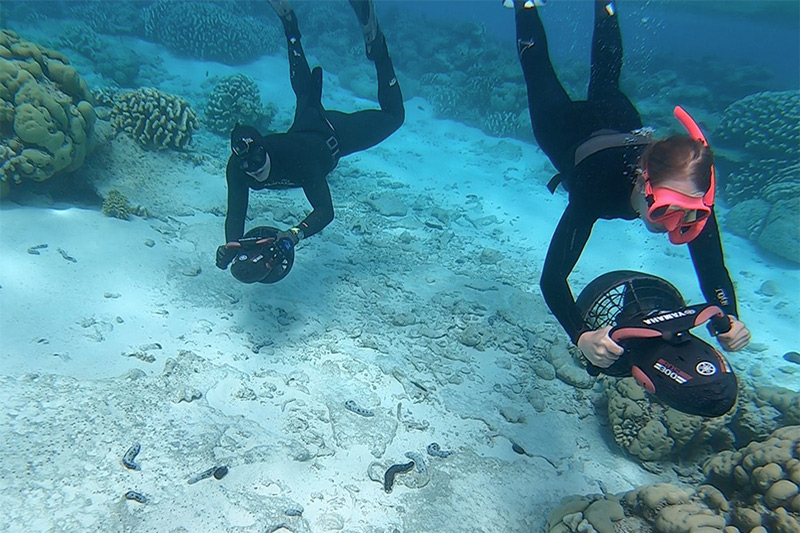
[401,0,800,90]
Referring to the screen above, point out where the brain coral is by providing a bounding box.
[110,88,198,151]
[204,74,274,136]
[143,1,279,65]
[0,30,95,194]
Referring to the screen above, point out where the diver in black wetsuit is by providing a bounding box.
[216,0,404,276]
[510,0,751,368]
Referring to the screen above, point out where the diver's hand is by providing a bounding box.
[716,316,751,352]
[577,327,625,368]
[215,242,240,270]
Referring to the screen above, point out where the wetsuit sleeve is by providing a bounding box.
[297,173,334,238]
[687,210,740,317]
[540,202,596,344]
[224,160,250,243]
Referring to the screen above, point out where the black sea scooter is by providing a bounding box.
[576,270,737,417]
[228,226,295,284]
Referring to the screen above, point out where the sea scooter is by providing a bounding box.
[576,270,737,417]
[229,226,295,284]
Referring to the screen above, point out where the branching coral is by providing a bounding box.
[204,74,273,135]
[110,87,198,151]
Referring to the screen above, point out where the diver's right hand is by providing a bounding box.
[577,327,625,368]
[215,242,240,270]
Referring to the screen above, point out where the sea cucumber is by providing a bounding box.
[124,490,149,504]
[122,443,141,470]
[284,507,304,517]
[27,244,47,255]
[344,399,374,417]
[187,467,216,484]
[57,248,77,263]
[187,465,228,484]
[426,442,454,458]
[383,461,414,493]
[512,442,526,455]
[404,451,428,474]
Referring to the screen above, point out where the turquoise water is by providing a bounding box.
[1,1,798,532]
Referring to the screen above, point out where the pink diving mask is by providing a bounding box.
[643,106,716,245]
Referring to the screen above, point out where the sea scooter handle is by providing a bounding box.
[233,236,273,248]
[609,302,731,345]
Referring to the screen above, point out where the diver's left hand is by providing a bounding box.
[716,316,751,352]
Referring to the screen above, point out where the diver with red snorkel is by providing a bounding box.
[509,0,751,372]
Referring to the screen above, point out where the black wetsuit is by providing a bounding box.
[224,19,404,243]
[516,2,738,345]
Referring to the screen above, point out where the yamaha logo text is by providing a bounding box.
[642,308,696,325]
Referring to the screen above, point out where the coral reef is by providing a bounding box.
[754,387,800,426]
[716,91,800,264]
[419,65,530,140]
[604,377,734,464]
[704,425,800,532]
[603,377,799,466]
[67,0,144,36]
[483,110,530,140]
[102,189,131,220]
[59,23,104,60]
[59,23,141,87]
[203,74,273,135]
[0,30,96,193]
[143,0,280,65]
[717,91,799,163]
[110,87,198,151]
[547,426,800,533]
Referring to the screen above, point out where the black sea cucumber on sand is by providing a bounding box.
[187,467,216,484]
[188,465,229,484]
[124,490,149,504]
[384,461,414,493]
[122,443,141,470]
[344,399,375,417]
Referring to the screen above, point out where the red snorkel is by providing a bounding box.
[643,106,716,244]
[674,105,716,208]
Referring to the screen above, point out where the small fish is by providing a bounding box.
[205,70,209,77]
